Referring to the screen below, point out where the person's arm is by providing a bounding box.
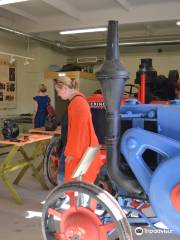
[32,100,38,124]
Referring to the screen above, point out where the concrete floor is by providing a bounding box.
[0,146,179,240]
[0,173,46,240]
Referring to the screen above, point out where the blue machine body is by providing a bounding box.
[120,100,180,234]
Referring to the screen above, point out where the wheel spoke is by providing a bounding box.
[100,222,116,233]
[68,191,76,207]
[50,155,58,162]
[48,208,63,220]
[50,163,57,169]
[99,222,116,240]
[51,172,57,178]
[107,229,119,240]
[53,232,63,240]
[88,197,97,211]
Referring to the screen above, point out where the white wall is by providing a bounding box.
[0,31,68,117]
[121,45,180,84]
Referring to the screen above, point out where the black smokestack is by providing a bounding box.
[96,20,141,193]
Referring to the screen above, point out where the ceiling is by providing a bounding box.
[1,0,180,49]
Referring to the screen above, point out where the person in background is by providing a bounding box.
[55,76,104,183]
[87,89,105,146]
[32,83,49,128]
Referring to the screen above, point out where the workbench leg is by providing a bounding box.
[36,161,43,172]
[31,141,47,161]
[13,146,49,190]
[30,164,49,190]
[13,165,29,185]
[1,145,19,166]
[13,144,41,184]
[0,145,23,204]
[31,143,46,175]
[1,174,23,204]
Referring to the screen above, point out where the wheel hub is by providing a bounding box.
[61,207,104,240]
[72,235,80,240]
[66,227,83,240]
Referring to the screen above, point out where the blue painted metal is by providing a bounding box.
[120,103,180,233]
[157,105,180,141]
[121,103,180,141]
[170,99,180,105]
[121,128,180,195]
[150,156,180,234]
[117,195,159,228]
[124,99,140,105]
[127,216,159,226]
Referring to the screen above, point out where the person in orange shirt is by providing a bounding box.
[55,76,103,183]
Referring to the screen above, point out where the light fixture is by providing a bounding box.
[9,55,16,64]
[0,0,29,6]
[176,21,180,26]
[55,41,61,47]
[59,27,107,35]
[0,51,34,64]
[24,58,30,65]
[58,73,66,77]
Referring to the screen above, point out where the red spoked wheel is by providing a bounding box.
[41,181,132,240]
[43,137,60,188]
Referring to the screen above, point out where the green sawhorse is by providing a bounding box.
[0,134,52,204]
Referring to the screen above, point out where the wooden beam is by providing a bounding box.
[42,0,80,19]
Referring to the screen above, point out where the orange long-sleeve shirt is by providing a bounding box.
[64,94,103,182]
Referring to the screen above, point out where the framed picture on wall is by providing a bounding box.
[0,62,16,109]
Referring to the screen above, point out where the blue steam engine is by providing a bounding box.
[41,21,180,240]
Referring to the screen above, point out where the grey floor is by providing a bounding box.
[0,146,179,240]
[0,174,46,239]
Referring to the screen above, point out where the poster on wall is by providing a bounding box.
[0,62,16,109]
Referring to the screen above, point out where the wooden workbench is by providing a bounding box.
[0,134,52,204]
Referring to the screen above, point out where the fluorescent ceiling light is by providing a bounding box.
[176,21,180,26]
[59,27,107,35]
[0,0,29,5]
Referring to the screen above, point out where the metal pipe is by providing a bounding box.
[0,25,69,49]
[68,39,180,50]
[0,50,34,60]
[96,20,142,194]
[1,25,180,51]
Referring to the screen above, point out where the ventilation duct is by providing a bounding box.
[1,25,180,51]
